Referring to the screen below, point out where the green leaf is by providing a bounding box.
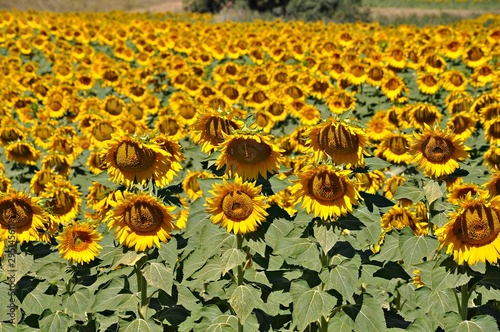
[265,218,294,249]
[456,316,500,332]
[365,156,391,170]
[329,310,356,332]
[158,238,178,269]
[394,182,425,203]
[346,295,386,332]
[400,235,437,265]
[63,288,92,319]
[269,176,292,193]
[0,323,17,332]
[321,260,359,303]
[274,237,316,258]
[197,178,223,197]
[290,283,337,331]
[91,292,137,313]
[22,288,56,315]
[112,251,146,269]
[190,261,222,284]
[220,248,246,275]
[415,288,456,318]
[418,259,471,292]
[39,311,72,332]
[34,262,67,284]
[122,318,163,332]
[423,180,444,206]
[184,198,210,238]
[182,249,206,280]
[200,223,232,260]
[372,231,401,262]
[228,285,260,324]
[206,315,239,332]
[313,223,338,254]
[142,262,173,295]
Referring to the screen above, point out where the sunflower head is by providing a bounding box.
[106,191,175,252]
[56,222,103,264]
[436,194,500,265]
[216,132,283,180]
[192,108,241,154]
[410,125,470,178]
[205,176,269,234]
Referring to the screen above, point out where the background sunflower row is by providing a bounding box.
[1,9,500,331]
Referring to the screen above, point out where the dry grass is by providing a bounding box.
[0,0,183,12]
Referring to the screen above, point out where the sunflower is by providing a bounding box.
[267,187,298,217]
[441,70,468,92]
[182,170,216,200]
[106,191,175,252]
[383,175,406,200]
[216,132,283,180]
[296,104,321,126]
[435,193,500,265]
[155,115,186,141]
[40,178,82,224]
[355,170,386,194]
[407,103,442,130]
[422,54,447,74]
[87,150,108,175]
[104,131,175,188]
[485,171,500,197]
[42,153,73,177]
[462,44,491,68]
[484,118,500,145]
[292,164,361,221]
[4,141,42,165]
[307,119,369,167]
[410,126,470,178]
[0,190,48,244]
[381,204,417,233]
[447,112,477,141]
[416,72,440,95]
[446,95,473,115]
[205,176,269,234]
[56,222,103,264]
[446,179,488,204]
[192,109,241,154]
[485,145,500,171]
[0,174,11,193]
[375,133,413,164]
[381,75,408,102]
[366,111,396,141]
[30,169,58,195]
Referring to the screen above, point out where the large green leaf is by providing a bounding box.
[344,295,386,332]
[400,235,437,265]
[313,223,338,254]
[22,288,56,315]
[190,259,222,284]
[274,237,316,258]
[122,318,163,332]
[63,288,93,319]
[142,262,173,295]
[184,198,210,238]
[220,248,246,275]
[90,292,137,313]
[39,311,72,332]
[320,260,359,303]
[290,280,337,331]
[206,315,239,332]
[328,310,356,332]
[200,222,232,260]
[112,251,146,269]
[228,285,260,324]
[265,218,295,249]
[158,237,178,269]
[372,231,401,262]
[394,183,425,203]
[423,180,444,206]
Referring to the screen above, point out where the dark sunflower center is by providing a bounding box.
[124,202,164,233]
[159,118,179,136]
[319,124,359,156]
[71,231,91,251]
[388,136,408,155]
[93,122,114,141]
[114,141,156,172]
[368,67,384,81]
[49,192,75,216]
[414,106,437,124]
[11,144,32,158]
[268,102,285,116]
[0,199,33,228]
[489,122,500,139]
[452,116,468,134]
[105,99,122,115]
[179,104,196,120]
[188,177,201,193]
[309,171,347,202]
[227,138,272,164]
[454,188,477,200]
[222,190,253,220]
[421,136,455,163]
[453,204,500,245]
[206,117,236,143]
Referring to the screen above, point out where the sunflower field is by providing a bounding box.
[2,8,500,332]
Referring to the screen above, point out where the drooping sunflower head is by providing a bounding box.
[0,190,48,244]
[485,145,500,171]
[182,170,216,200]
[307,119,370,168]
[484,171,500,197]
[355,170,386,195]
[375,133,413,165]
[106,191,175,252]
[435,194,500,265]
[216,132,283,180]
[40,178,82,225]
[410,126,470,178]
[407,103,442,130]
[447,112,477,141]
[381,205,417,232]
[292,164,361,221]
[5,141,42,166]
[192,108,242,154]
[56,222,103,264]
[446,179,488,205]
[105,130,176,188]
[205,176,269,234]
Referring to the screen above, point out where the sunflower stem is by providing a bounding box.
[460,283,469,320]
[135,252,149,320]
[236,233,244,332]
